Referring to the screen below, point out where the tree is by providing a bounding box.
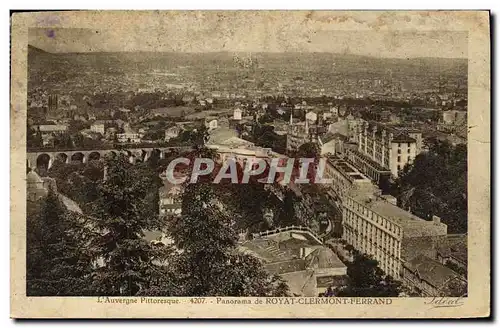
[251,124,287,154]
[88,154,168,296]
[68,120,90,135]
[164,182,290,296]
[279,189,299,227]
[71,133,85,148]
[394,138,467,233]
[26,125,43,148]
[53,132,74,148]
[258,113,273,124]
[336,251,401,297]
[48,160,103,212]
[297,142,320,160]
[26,188,95,296]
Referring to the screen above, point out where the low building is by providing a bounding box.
[305,111,318,123]
[27,170,53,202]
[158,179,183,217]
[34,124,68,136]
[233,108,242,120]
[206,127,275,166]
[117,123,141,143]
[319,133,348,156]
[164,125,182,141]
[116,133,141,143]
[239,228,347,296]
[90,121,106,134]
[26,170,82,215]
[402,254,467,296]
[205,118,218,131]
[436,234,467,274]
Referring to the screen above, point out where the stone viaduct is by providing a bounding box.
[27,145,193,171]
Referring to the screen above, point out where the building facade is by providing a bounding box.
[323,156,376,205]
[344,145,392,188]
[342,192,447,279]
[116,133,141,143]
[90,122,106,134]
[158,181,183,217]
[354,120,418,178]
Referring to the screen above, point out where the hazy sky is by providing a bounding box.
[28,13,468,58]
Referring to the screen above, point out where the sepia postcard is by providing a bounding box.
[10,10,490,318]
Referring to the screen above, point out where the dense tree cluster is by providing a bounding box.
[47,160,104,213]
[165,182,289,296]
[88,155,165,295]
[394,138,467,233]
[27,188,96,296]
[335,250,401,297]
[250,124,287,154]
[27,151,290,297]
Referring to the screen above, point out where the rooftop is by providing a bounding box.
[346,148,391,173]
[366,121,417,143]
[280,271,317,297]
[327,156,372,182]
[437,234,467,265]
[27,170,44,184]
[391,133,417,143]
[316,275,349,288]
[37,124,68,132]
[404,254,464,290]
[351,194,447,238]
[306,247,346,270]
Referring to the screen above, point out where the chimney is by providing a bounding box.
[432,215,441,224]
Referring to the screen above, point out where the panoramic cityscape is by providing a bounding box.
[26,25,468,298]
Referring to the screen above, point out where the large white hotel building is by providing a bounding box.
[342,191,447,279]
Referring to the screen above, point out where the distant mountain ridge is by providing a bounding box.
[28,45,50,54]
[27,44,466,63]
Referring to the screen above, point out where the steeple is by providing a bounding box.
[289,109,293,125]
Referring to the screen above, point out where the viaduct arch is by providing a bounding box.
[27,146,192,172]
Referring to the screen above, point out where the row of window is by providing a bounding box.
[397,148,412,154]
[345,199,403,237]
[343,226,399,257]
[397,142,413,148]
[397,155,412,163]
[344,231,401,279]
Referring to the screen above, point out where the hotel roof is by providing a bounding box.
[327,156,372,182]
[351,193,447,238]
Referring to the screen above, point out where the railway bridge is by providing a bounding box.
[27,145,193,171]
